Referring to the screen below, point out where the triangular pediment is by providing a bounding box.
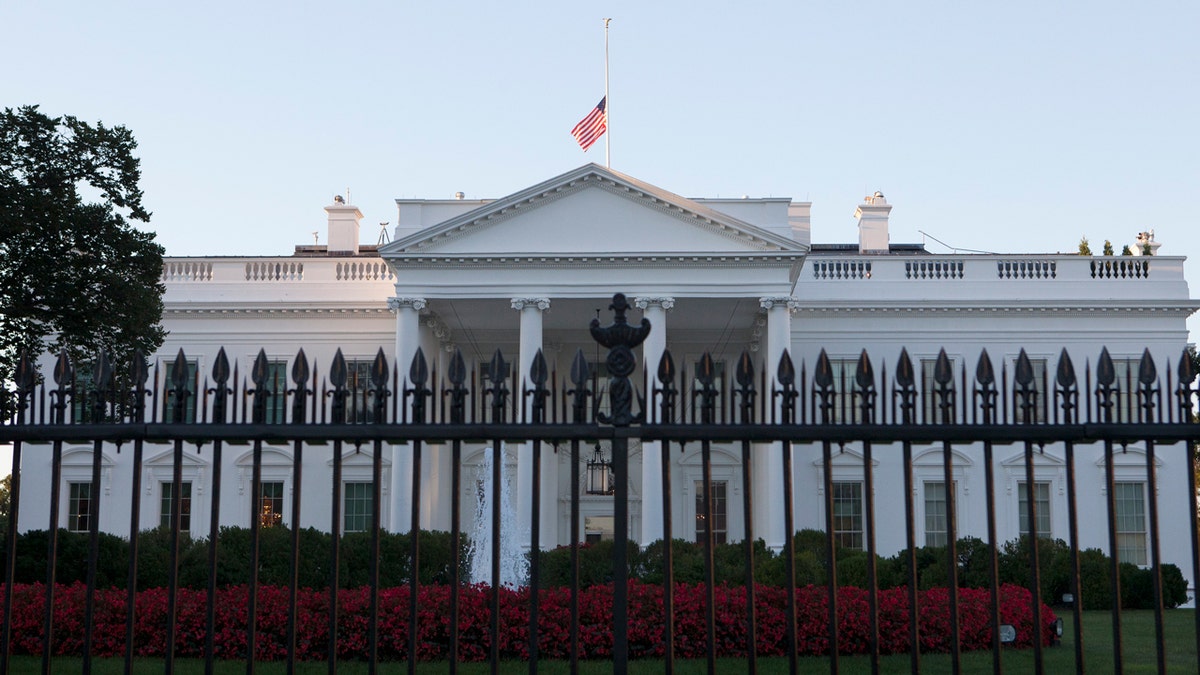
[380,164,806,258]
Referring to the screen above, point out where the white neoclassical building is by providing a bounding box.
[18,164,1198,580]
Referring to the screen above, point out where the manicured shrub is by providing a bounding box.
[0,580,1057,661]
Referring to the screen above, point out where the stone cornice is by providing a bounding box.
[164,307,392,317]
[789,303,1198,317]
[387,252,805,269]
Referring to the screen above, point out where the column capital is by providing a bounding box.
[388,296,426,312]
[759,296,799,312]
[634,296,675,311]
[511,297,551,311]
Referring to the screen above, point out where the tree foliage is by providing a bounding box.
[0,106,164,400]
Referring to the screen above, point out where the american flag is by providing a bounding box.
[571,97,607,151]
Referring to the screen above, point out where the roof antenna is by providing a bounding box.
[377,222,391,245]
[311,231,319,245]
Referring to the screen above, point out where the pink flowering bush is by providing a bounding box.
[0,581,1054,661]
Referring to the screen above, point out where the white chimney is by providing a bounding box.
[788,201,811,247]
[325,196,362,255]
[855,191,891,254]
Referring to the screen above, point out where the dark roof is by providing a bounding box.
[809,243,930,255]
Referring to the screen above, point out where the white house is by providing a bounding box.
[18,164,1198,583]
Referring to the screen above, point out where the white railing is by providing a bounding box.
[161,257,398,285]
[802,255,1175,284]
[245,261,303,281]
[162,261,213,282]
[336,260,395,281]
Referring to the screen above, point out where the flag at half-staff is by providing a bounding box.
[571,97,607,151]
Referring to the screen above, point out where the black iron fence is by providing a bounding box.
[1,292,1199,675]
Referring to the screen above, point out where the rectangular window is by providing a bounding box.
[259,481,284,528]
[264,360,288,424]
[924,481,956,547]
[346,360,378,424]
[1109,358,1140,423]
[344,482,373,532]
[71,366,97,424]
[160,481,193,532]
[1018,481,1052,538]
[162,360,199,423]
[68,482,93,532]
[1114,482,1147,565]
[921,358,958,424]
[824,359,864,424]
[694,480,727,545]
[832,481,864,549]
[1013,359,1047,424]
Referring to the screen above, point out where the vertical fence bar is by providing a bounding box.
[408,347,430,675]
[895,349,920,675]
[1023,440,1044,673]
[737,349,758,674]
[776,350,799,674]
[205,354,232,675]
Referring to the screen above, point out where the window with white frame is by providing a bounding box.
[832,481,864,549]
[921,357,959,424]
[694,480,727,545]
[160,481,192,532]
[1108,358,1142,423]
[68,482,94,533]
[162,359,199,422]
[1114,482,1147,565]
[1012,358,1047,424]
[344,482,373,532]
[823,359,865,424]
[259,481,284,528]
[924,480,957,547]
[263,360,289,424]
[1017,481,1051,538]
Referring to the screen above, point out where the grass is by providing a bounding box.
[8,610,1197,673]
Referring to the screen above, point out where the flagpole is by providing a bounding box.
[604,17,611,168]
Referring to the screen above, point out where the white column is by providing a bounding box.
[512,298,552,549]
[757,296,797,550]
[635,296,674,545]
[388,296,426,533]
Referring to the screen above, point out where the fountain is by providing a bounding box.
[466,444,529,587]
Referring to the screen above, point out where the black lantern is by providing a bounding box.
[586,443,615,495]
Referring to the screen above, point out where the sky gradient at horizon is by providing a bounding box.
[6,1,1198,336]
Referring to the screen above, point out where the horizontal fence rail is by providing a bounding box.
[2,293,1199,675]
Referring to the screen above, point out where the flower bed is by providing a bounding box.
[1,581,1055,661]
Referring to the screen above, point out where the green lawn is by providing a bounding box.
[10,609,1198,673]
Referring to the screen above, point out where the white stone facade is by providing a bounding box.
[18,164,1199,584]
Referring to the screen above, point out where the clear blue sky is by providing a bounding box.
[6,1,1199,335]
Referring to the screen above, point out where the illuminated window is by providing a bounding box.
[259,481,284,528]
[694,480,727,545]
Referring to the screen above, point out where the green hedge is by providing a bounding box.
[2,527,1187,610]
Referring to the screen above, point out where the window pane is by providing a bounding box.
[924,481,956,547]
[68,482,93,533]
[160,481,193,532]
[1018,481,1052,538]
[695,480,728,545]
[260,481,284,528]
[163,361,199,422]
[832,481,864,549]
[1114,482,1147,565]
[344,482,373,532]
[264,361,288,424]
